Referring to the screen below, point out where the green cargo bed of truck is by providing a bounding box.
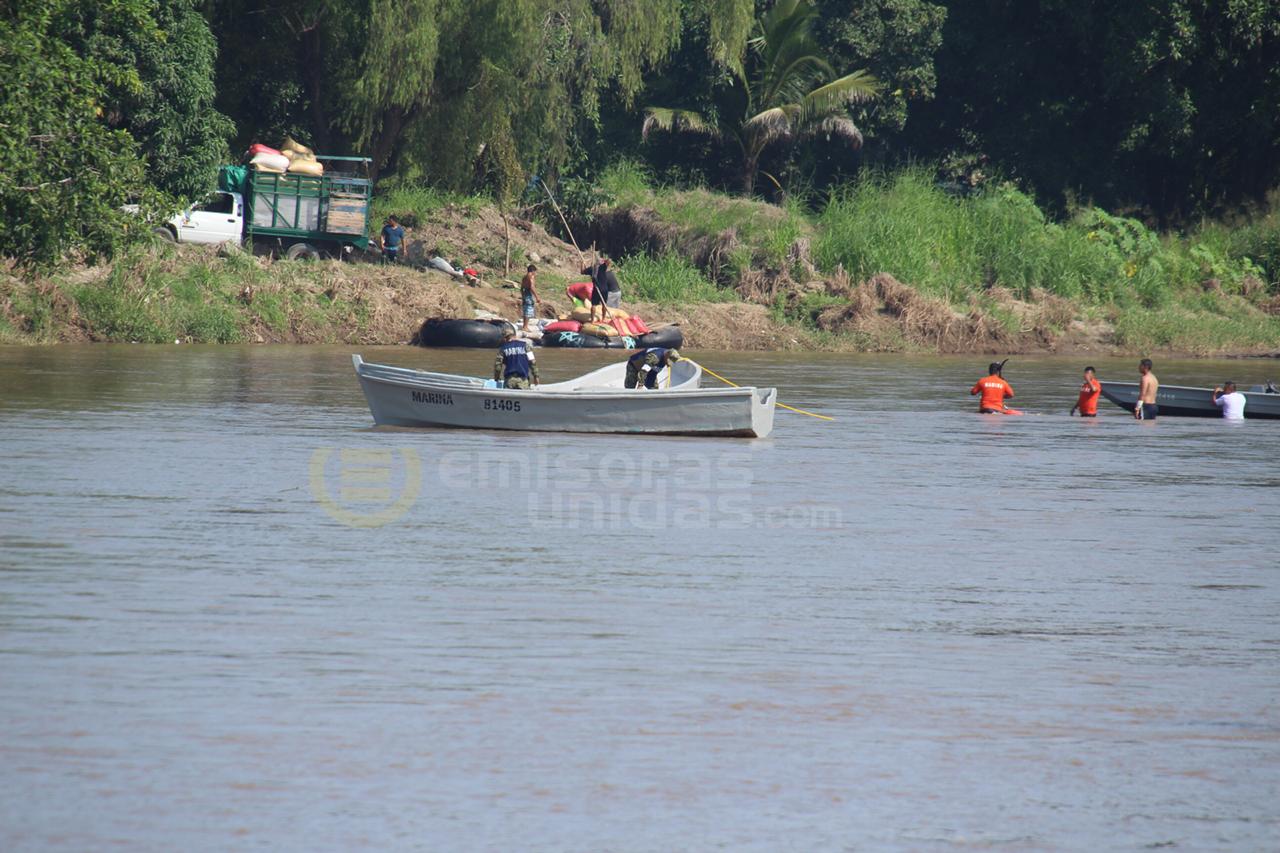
[218,156,373,252]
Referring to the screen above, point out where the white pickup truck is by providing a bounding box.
[154,158,373,259]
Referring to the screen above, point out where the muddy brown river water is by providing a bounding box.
[1,345,1278,851]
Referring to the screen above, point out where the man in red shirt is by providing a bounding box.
[970,362,1014,413]
[1071,366,1101,417]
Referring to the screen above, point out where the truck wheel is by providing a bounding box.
[286,242,321,261]
[152,226,176,243]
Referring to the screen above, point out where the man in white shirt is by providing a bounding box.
[1212,381,1246,420]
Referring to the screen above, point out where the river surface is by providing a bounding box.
[2,345,1278,851]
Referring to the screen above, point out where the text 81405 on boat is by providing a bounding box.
[351,356,778,437]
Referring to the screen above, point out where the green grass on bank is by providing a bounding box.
[598,160,811,275]
[813,169,1275,308]
[8,162,1277,353]
[614,253,735,304]
[371,183,490,228]
[3,245,380,344]
[1113,304,1280,354]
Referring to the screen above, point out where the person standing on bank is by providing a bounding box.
[494,329,539,389]
[1135,358,1159,420]
[625,347,682,390]
[1071,366,1101,417]
[1213,381,1246,419]
[970,362,1014,414]
[587,256,622,319]
[520,264,541,332]
[380,215,405,264]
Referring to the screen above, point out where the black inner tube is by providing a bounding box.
[415,319,511,347]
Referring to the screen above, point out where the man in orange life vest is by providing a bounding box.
[970,362,1014,413]
[1070,365,1101,417]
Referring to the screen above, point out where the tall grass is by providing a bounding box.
[596,159,653,205]
[371,183,490,227]
[72,249,244,342]
[46,246,390,344]
[1192,189,1280,285]
[615,253,735,304]
[813,168,1276,307]
[1114,304,1280,354]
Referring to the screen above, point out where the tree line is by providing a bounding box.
[3,0,1279,267]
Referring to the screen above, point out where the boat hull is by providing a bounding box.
[1100,382,1280,419]
[352,356,777,438]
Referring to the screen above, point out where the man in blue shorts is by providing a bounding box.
[1135,358,1159,420]
[520,264,540,332]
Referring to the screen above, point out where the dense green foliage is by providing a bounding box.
[1,3,144,268]
[643,0,880,194]
[64,0,233,199]
[209,0,754,190]
[814,0,946,143]
[916,0,1280,219]
[4,0,1280,293]
[0,1,230,267]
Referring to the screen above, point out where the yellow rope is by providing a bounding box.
[694,362,835,421]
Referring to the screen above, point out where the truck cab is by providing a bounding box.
[168,192,244,245]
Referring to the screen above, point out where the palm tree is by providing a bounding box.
[643,0,879,196]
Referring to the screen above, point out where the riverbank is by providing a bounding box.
[0,245,802,350]
[4,171,1280,355]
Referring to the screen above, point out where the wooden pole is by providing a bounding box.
[502,209,511,276]
[536,178,584,267]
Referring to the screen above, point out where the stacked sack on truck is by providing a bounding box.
[246,143,289,173]
[280,137,323,176]
[244,137,324,177]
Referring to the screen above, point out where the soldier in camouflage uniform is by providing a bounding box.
[494,330,539,389]
[625,347,682,389]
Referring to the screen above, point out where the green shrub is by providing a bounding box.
[72,277,170,342]
[815,169,980,301]
[371,183,488,227]
[784,290,846,328]
[9,283,57,337]
[616,252,734,303]
[596,160,654,205]
[808,168,1273,310]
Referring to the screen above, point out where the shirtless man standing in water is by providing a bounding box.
[1135,358,1159,420]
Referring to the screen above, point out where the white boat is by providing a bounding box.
[351,355,778,438]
